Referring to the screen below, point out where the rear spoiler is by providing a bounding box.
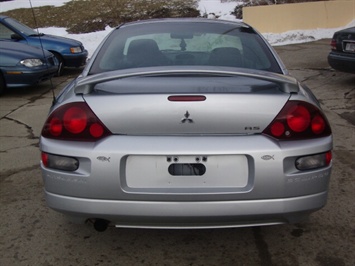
[74,66,299,95]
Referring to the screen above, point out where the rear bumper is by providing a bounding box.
[41,134,332,228]
[45,190,328,229]
[328,51,355,73]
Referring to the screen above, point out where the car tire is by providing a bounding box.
[52,52,64,76]
[0,72,6,95]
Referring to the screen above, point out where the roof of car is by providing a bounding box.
[336,26,355,34]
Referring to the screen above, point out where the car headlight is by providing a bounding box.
[20,59,44,67]
[70,47,82,54]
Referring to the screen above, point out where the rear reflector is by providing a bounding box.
[168,95,206,102]
[41,152,79,171]
[295,151,332,170]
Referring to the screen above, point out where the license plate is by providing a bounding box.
[344,42,355,53]
[125,155,249,189]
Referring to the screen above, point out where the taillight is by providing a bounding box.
[63,107,87,134]
[168,95,206,102]
[287,105,310,132]
[263,101,331,140]
[296,151,332,170]
[330,39,337,50]
[42,102,111,141]
[41,152,79,171]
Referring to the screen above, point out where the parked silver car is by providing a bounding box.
[40,18,332,231]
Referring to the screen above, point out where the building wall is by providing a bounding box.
[243,0,355,33]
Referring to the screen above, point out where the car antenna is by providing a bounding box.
[28,0,57,105]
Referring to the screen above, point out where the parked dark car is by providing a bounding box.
[0,40,58,94]
[0,15,88,74]
[328,27,355,73]
[40,18,332,231]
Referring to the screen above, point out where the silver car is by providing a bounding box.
[40,18,332,231]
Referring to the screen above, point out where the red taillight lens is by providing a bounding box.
[90,123,104,138]
[42,102,111,141]
[63,107,87,134]
[49,117,62,136]
[287,105,311,132]
[330,39,337,50]
[168,95,206,102]
[270,121,285,137]
[311,114,326,134]
[263,101,331,140]
[326,151,332,165]
[41,152,49,167]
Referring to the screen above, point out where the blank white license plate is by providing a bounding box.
[344,42,355,52]
[125,155,248,188]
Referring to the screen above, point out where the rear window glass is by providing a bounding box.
[89,21,282,74]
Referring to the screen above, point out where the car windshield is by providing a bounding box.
[89,21,282,74]
[4,17,38,36]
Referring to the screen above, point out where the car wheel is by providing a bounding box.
[52,52,64,76]
[0,73,6,95]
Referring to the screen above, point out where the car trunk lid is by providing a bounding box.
[83,73,293,135]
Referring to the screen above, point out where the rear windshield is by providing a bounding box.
[89,21,282,74]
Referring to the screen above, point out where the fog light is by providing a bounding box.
[295,151,331,170]
[41,152,79,171]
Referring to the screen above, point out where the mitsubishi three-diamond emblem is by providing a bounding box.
[181,111,194,123]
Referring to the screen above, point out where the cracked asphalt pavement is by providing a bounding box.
[0,40,354,266]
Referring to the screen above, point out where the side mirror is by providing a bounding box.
[11,33,23,40]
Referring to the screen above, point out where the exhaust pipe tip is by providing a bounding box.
[93,219,110,232]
